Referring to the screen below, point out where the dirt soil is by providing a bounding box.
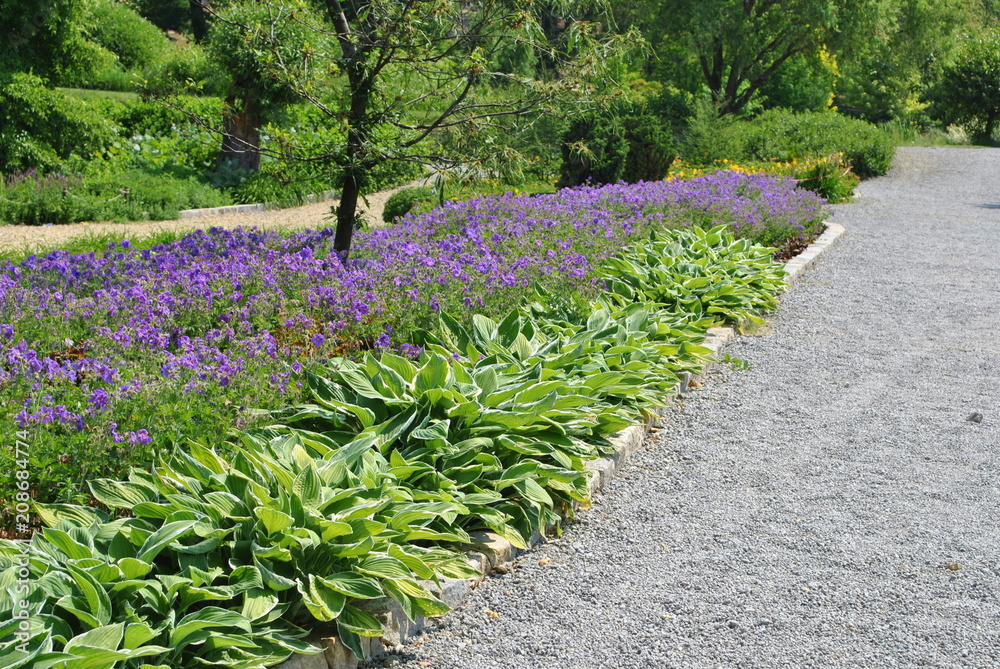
[0,181,421,254]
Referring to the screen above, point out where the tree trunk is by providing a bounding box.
[985,113,997,142]
[334,169,361,256]
[189,0,211,41]
[217,89,261,177]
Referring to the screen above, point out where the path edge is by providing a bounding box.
[278,223,847,669]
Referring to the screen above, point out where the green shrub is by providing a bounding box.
[114,96,224,137]
[558,109,676,187]
[142,43,229,96]
[0,172,102,225]
[796,154,860,203]
[677,98,746,165]
[758,49,837,112]
[382,187,434,222]
[88,0,170,70]
[85,168,231,220]
[0,439,478,666]
[738,109,895,178]
[0,73,118,173]
[0,168,230,224]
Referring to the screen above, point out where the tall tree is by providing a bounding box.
[831,0,982,120]
[655,0,838,115]
[931,28,1000,140]
[206,0,327,178]
[204,0,636,256]
[659,0,837,114]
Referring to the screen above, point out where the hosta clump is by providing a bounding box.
[0,438,478,668]
[597,225,788,326]
[269,347,639,548]
[423,305,713,418]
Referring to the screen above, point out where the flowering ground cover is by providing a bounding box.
[0,171,825,509]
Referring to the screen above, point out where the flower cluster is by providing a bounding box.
[0,172,825,503]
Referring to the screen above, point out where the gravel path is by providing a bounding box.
[368,146,1000,668]
[0,180,419,254]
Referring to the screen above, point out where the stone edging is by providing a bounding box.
[178,191,340,219]
[279,223,847,669]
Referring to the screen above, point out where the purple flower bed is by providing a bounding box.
[0,172,825,506]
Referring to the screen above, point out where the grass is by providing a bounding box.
[406,178,558,217]
[56,87,141,103]
[879,119,974,146]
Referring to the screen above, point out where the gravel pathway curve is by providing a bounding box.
[0,180,419,254]
[367,146,1000,668]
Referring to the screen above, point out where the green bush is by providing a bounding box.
[558,109,676,187]
[0,73,118,173]
[0,173,101,225]
[382,187,434,222]
[114,96,224,137]
[88,0,170,71]
[677,98,746,165]
[737,109,896,178]
[0,168,230,225]
[142,43,229,96]
[758,49,837,112]
[796,154,860,203]
[85,168,231,220]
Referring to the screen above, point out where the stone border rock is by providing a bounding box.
[178,191,341,219]
[277,223,847,669]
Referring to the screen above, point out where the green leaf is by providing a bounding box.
[63,624,124,658]
[511,333,534,360]
[415,354,452,392]
[202,492,249,519]
[118,558,151,580]
[241,587,279,622]
[291,465,322,509]
[337,604,385,636]
[381,578,449,619]
[473,367,498,397]
[513,380,564,404]
[34,504,107,529]
[356,555,412,580]
[299,575,346,622]
[65,564,112,627]
[42,528,93,560]
[136,519,198,563]
[254,506,294,536]
[88,480,158,509]
[512,478,554,507]
[123,623,158,650]
[170,607,252,647]
[411,419,450,442]
[336,625,366,661]
[317,573,384,600]
[379,352,419,382]
[471,314,499,343]
[496,309,522,347]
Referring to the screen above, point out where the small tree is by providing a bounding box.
[933,29,1000,141]
[199,0,637,256]
[206,1,329,178]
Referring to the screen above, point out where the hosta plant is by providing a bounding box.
[0,436,478,668]
[597,225,788,326]
[424,304,713,417]
[265,346,640,549]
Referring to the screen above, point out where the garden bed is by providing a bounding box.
[0,174,828,669]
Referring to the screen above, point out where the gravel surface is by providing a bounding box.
[0,180,419,254]
[366,146,1000,668]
